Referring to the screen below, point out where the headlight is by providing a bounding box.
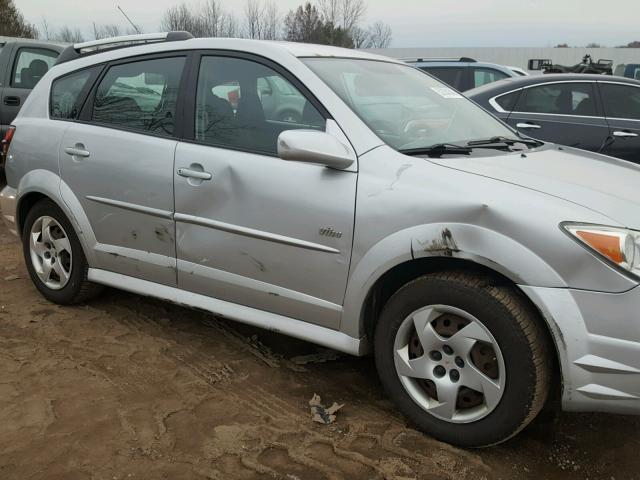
[563,223,640,278]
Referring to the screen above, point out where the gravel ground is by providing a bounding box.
[1,220,639,480]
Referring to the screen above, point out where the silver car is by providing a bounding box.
[2,32,640,447]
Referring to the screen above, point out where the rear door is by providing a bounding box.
[173,53,356,329]
[59,54,189,286]
[599,81,640,163]
[507,81,610,152]
[1,45,58,131]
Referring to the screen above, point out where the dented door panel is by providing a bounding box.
[173,142,356,329]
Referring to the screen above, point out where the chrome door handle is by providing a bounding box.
[177,168,212,181]
[516,123,541,130]
[613,130,638,138]
[64,146,90,157]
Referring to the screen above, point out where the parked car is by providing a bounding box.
[403,57,519,91]
[467,73,640,163]
[0,37,65,172]
[615,63,640,80]
[4,33,640,448]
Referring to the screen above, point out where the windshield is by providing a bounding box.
[303,58,518,152]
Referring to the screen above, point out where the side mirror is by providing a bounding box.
[277,130,355,170]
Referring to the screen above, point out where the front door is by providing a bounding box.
[599,81,640,163]
[174,54,357,329]
[507,81,610,152]
[59,55,188,286]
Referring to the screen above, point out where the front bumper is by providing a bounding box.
[0,185,18,236]
[523,284,640,415]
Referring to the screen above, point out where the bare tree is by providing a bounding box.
[56,26,85,43]
[243,0,264,39]
[366,21,392,48]
[92,23,122,40]
[339,0,366,32]
[39,16,52,40]
[161,3,201,35]
[262,1,281,40]
[350,25,370,48]
[317,0,339,24]
[201,0,227,37]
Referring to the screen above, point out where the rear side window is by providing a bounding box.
[420,67,465,90]
[493,90,521,112]
[92,56,186,136]
[472,67,509,88]
[51,70,93,120]
[600,83,640,120]
[12,47,59,89]
[515,83,597,116]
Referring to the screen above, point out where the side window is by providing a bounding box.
[92,56,186,136]
[494,90,521,112]
[50,70,93,120]
[12,48,59,89]
[515,83,597,116]
[601,83,640,120]
[472,68,509,88]
[195,56,325,155]
[421,67,464,90]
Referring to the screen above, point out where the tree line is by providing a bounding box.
[0,0,392,49]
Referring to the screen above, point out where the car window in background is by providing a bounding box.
[515,82,597,116]
[420,67,465,90]
[12,48,58,89]
[195,56,324,155]
[473,67,510,88]
[304,58,516,152]
[92,56,185,136]
[601,83,640,120]
[50,70,93,120]
[494,90,521,112]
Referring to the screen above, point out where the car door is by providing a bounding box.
[59,54,189,286]
[173,53,357,329]
[1,45,58,133]
[599,81,640,163]
[419,66,470,91]
[507,81,610,152]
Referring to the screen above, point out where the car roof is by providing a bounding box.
[56,36,401,70]
[466,73,640,97]
[0,36,67,49]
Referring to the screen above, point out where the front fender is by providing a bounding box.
[341,223,566,339]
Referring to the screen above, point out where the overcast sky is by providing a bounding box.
[16,0,640,47]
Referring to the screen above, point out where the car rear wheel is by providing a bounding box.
[23,199,102,304]
[374,270,551,447]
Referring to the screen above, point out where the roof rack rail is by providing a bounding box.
[400,57,477,63]
[56,31,194,65]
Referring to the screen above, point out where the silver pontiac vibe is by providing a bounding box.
[2,33,640,447]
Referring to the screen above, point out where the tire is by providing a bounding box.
[22,199,102,305]
[374,270,551,447]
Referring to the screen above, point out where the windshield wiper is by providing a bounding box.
[400,143,472,157]
[467,136,541,148]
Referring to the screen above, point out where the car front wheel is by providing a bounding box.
[374,270,551,447]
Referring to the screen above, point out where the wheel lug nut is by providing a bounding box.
[455,356,464,368]
[430,350,442,361]
[433,365,446,378]
[449,369,460,382]
[443,345,453,355]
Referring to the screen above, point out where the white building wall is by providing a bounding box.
[365,47,640,73]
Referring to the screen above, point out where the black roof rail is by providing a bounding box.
[55,31,194,65]
[400,56,477,63]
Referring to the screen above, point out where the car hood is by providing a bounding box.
[427,145,640,228]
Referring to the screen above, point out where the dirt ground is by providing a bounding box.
[1,220,640,480]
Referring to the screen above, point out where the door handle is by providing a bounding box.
[613,130,638,138]
[3,96,20,106]
[64,146,91,158]
[516,122,541,130]
[177,168,212,181]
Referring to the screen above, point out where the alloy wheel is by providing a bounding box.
[29,215,73,290]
